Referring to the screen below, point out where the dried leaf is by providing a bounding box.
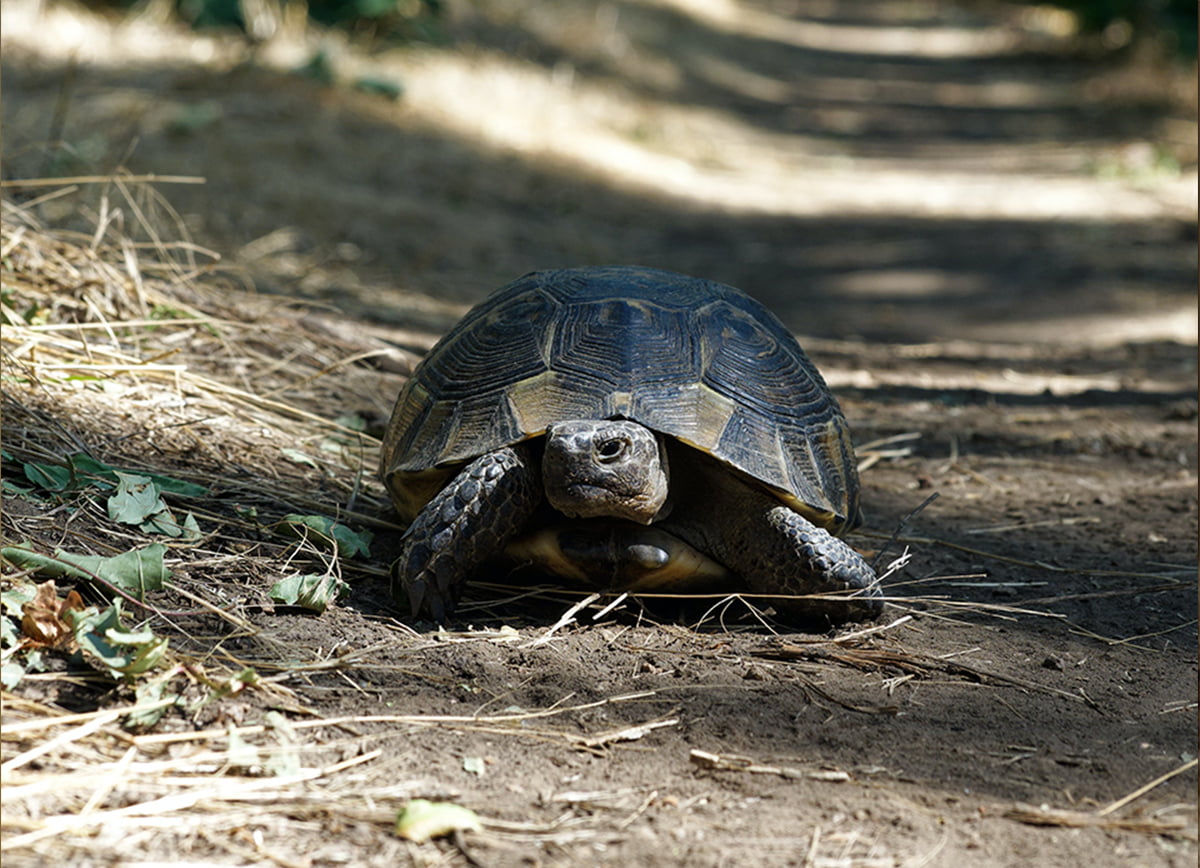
[19,580,85,649]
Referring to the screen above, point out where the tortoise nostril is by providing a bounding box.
[596,437,627,463]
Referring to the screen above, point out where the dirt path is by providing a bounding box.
[2,1,1197,866]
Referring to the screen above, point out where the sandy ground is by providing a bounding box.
[1,0,1197,865]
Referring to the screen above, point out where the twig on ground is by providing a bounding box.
[690,749,851,783]
[754,641,1098,707]
[870,492,938,573]
[522,593,601,648]
[1097,758,1198,817]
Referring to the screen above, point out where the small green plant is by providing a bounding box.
[0,579,168,688]
[275,513,373,558]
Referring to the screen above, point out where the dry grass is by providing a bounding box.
[0,180,461,862]
[1,177,406,517]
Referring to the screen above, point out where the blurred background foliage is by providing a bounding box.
[85,0,1197,57]
[1042,0,1197,56]
[98,0,446,41]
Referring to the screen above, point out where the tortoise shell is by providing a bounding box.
[380,266,861,532]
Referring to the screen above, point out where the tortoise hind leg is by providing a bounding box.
[673,500,882,624]
[663,452,882,624]
[393,445,541,621]
[757,505,883,622]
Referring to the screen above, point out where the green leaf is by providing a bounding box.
[0,616,20,649]
[125,637,169,675]
[128,679,178,728]
[23,453,113,492]
[142,476,206,498]
[106,625,159,644]
[352,76,403,100]
[1,583,37,616]
[2,544,169,598]
[108,473,169,525]
[106,473,203,539]
[277,514,372,558]
[1,660,25,689]
[72,454,207,497]
[264,711,302,777]
[264,746,302,777]
[70,600,169,682]
[233,667,261,688]
[68,600,117,634]
[167,101,223,135]
[24,649,45,673]
[191,667,261,712]
[2,478,36,499]
[64,545,170,597]
[328,522,372,556]
[265,710,296,736]
[395,800,482,842]
[139,509,203,540]
[180,512,202,540]
[19,453,206,497]
[63,453,120,486]
[2,547,85,578]
[269,573,349,614]
[295,50,335,85]
[333,413,367,432]
[23,461,73,491]
[226,730,262,769]
[139,511,177,536]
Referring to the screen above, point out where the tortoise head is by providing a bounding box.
[542,419,669,525]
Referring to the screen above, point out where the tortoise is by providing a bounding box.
[380,266,882,623]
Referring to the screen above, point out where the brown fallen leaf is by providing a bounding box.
[21,580,85,649]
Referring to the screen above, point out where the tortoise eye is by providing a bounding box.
[596,437,627,462]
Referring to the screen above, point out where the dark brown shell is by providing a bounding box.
[381,266,861,531]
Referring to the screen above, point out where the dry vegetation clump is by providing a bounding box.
[0,181,437,864]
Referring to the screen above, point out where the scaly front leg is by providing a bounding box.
[392,445,542,621]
